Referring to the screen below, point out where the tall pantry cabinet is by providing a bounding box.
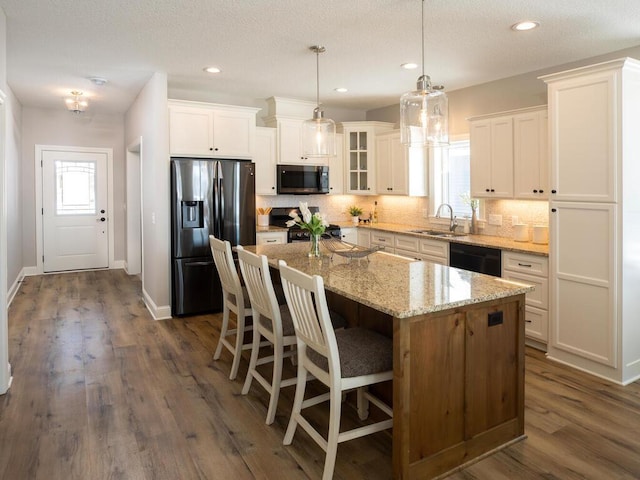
[541,58,640,385]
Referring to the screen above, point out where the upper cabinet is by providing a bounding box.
[470,116,514,198]
[376,131,427,196]
[469,105,547,200]
[328,133,344,194]
[263,97,330,166]
[340,121,394,195]
[254,127,277,195]
[513,108,548,199]
[168,100,260,159]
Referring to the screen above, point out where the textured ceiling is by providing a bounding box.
[1,0,640,115]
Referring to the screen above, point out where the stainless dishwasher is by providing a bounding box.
[449,243,502,277]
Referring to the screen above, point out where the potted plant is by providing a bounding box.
[348,205,363,225]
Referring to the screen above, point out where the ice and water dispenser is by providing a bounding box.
[182,200,204,229]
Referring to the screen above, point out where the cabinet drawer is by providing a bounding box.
[524,305,548,343]
[420,239,448,262]
[395,248,423,261]
[370,231,394,246]
[502,251,548,276]
[256,231,287,245]
[502,270,548,310]
[395,234,419,252]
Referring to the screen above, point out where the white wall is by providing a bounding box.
[5,88,21,290]
[124,73,170,319]
[20,108,125,267]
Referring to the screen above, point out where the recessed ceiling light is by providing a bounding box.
[334,87,348,93]
[511,21,539,31]
[203,66,221,74]
[401,63,418,70]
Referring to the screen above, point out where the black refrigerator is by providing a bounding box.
[171,158,255,316]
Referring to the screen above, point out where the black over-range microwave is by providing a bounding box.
[277,164,329,194]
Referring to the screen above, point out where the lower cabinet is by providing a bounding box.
[357,229,371,248]
[394,234,448,264]
[339,227,357,244]
[370,230,395,254]
[256,231,287,245]
[502,251,549,348]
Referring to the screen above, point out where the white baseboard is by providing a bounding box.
[142,287,172,320]
[111,260,125,269]
[7,268,26,306]
[22,266,38,276]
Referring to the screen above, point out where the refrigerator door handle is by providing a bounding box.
[216,161,225,238]
[213,161,221,238]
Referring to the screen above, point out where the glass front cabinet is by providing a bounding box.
[339,122,394,195]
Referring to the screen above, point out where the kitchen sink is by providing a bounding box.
[407,229,467,238]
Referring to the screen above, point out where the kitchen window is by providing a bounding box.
[430,136,480,219]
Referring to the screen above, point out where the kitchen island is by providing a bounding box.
[246,242,534,479]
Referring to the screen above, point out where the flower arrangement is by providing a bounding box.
[460,192,479,212]
[348,205,363,217]
[286,201,329,236]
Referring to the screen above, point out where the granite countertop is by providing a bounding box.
[247,243,534,319]
[339,222,549,256]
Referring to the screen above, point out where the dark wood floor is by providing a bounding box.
[1,270,639,479]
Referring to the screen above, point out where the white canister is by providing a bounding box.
[533,225,549,244]
[513,224,529,242]
[257,214,270,227]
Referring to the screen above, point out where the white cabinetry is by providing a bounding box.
[340,122,394,194]
[369,230,395,253]
[376,131,407,195]
[254,127,277,195]
[393,234,447,264]
[264,97,330,166]
[502,251,549,347]
[339,227,357,244]
[541,58,640,384]
[513,109,548,199]
[375,131,428,196]
[469,106,548,200]
[168,100,259,158]
[357,229,371,248]
[256,231,287,245]
[469,116,514,198]
[328,133,344,194]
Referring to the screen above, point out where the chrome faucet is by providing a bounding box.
[435,203,458,232]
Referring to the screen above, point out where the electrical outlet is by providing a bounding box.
[488,214,502,226]
[512,215,519,225]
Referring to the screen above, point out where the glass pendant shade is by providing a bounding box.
[302,107,336,157]
[400,0,449,147]
[400,76,449,147]
[302,45,336,157]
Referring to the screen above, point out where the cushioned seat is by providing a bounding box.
[307,327,392,378]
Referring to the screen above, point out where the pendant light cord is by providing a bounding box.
[316,48,320,108]
[421,0,425,79]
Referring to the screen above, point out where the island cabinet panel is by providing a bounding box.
[395,295,526,479]
[408,312,465,460]
[465,300,520,436]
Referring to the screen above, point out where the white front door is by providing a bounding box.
[42,149,109,272]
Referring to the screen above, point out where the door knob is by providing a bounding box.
[98,217,106,222]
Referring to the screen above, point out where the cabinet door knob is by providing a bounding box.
[209,147,213,151]
[490,189,495,192]
[271,186,275,190]
[533,189,538,193]
[551,189,557,194]
[551,208,557,212]
[485,188,490,192]
[539,189,544,193]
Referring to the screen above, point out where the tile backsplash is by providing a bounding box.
[256,195,549,240]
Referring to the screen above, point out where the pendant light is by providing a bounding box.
[400,0,449,147]
[302,45,336,157]
[65,90,88,114]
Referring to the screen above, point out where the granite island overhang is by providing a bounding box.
[245,242,534,479]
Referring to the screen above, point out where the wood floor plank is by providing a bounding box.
[1,271,640,479]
